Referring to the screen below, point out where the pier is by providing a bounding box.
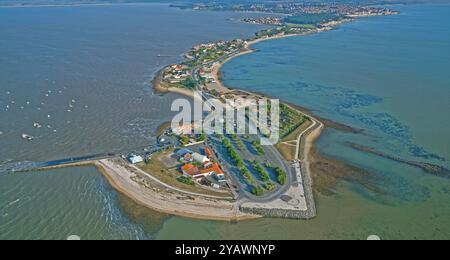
[1,142,174,174]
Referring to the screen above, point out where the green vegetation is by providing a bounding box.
[192,161,202,168]
[275,166,287,185]
[263,182,276,192]
[222,136,245,168]
[177,175,195,186]
[275,143,297,161]
[180,135,190,145]
[198,132,206,142]
[252,160,270,182]
[209,89,218,97]
[286,23,317,29]
[256,28,283,38]
[240,166,255,184]
[179,133,207,145]
[231,133,245,150]
[252,140,265,156]
[284,13,343,25]
[181,76,198,89]
[251,186,265,196]
[221,135,256,184]
[279,103,310,139]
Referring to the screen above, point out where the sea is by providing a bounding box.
[1,3,449,239]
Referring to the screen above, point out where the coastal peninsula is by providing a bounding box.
[94,3,398,220]
[25,3,401,222]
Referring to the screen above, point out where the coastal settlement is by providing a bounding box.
[34,3,399,221]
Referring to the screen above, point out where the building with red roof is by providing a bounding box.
[181,164,200,178]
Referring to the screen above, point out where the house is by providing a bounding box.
[181,164,211,180]
[128,154,143,164]
[192,152,209,164]
[181,164,200,177]
[200,163,224,176]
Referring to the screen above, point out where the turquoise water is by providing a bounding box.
[222,4,449,189]
[213,3,450,239]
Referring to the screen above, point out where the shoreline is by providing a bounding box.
[95,159,260,222]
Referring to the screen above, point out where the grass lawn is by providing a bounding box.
[276,115,313,161]
[282,119,312,142]
[275,142,297,161]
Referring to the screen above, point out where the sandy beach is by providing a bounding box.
[95,158,260,222]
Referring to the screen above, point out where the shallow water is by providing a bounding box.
[218,3,450,239]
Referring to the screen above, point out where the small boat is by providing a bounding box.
[33,122,42,129]
[21,133,34,141]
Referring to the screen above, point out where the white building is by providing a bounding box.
[128,154,144,164]
[192,152,209,164]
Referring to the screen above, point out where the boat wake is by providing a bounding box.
[0,161,40,174]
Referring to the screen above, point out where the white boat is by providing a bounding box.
[33,122,42,129]
[21,133,34,141]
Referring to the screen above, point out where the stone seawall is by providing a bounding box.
[239,206,315,220]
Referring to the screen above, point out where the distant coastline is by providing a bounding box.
[19,4,413,222]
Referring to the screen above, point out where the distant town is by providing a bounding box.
[173,2,399,16]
